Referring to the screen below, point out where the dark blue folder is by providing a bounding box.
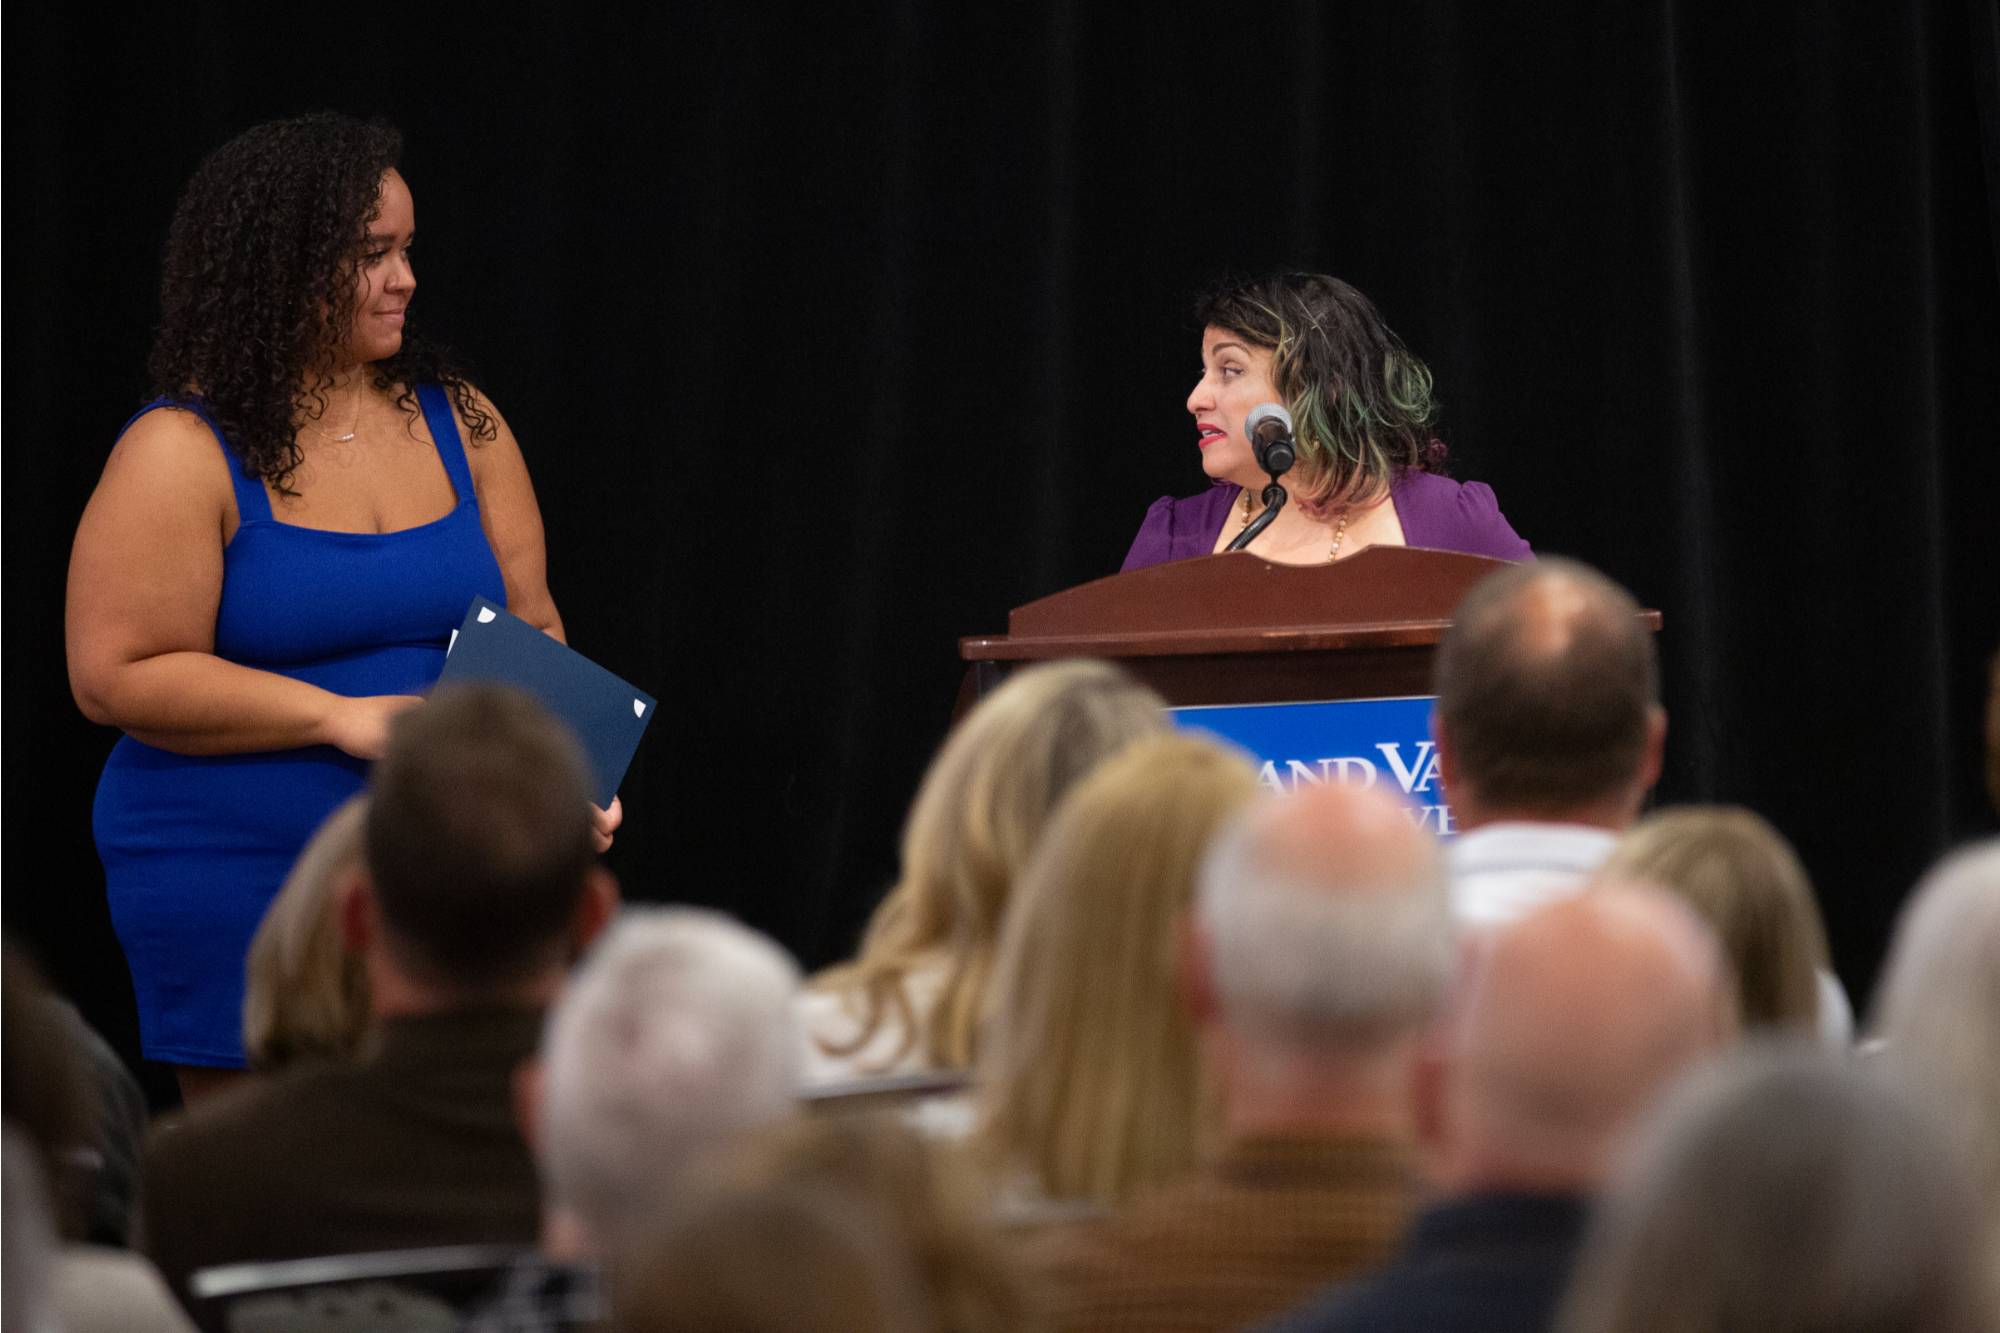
[436,597,655,807]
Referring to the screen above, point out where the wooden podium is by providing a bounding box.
[959,547,1637,706]
[960,548,1660,828]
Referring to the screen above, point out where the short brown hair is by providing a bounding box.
[365,684,596,988]
[1434,558,1658,811]
[1,947,95,1240]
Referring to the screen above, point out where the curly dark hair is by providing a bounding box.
[1197,273,1448,513]
[148,113,493,494]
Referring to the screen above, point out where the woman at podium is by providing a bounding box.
[1121,272,1531,570]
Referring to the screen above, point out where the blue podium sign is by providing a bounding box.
[1170,695,1455,837]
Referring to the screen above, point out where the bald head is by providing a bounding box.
[1432,881,1730,1193]
[1433,558,1662,820]
[1196,783,1454,1050]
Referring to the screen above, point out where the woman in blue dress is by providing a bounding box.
[65,114,616,1101]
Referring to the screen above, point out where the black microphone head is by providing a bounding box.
[1246,402,1294,441]
[1259,437,1296,477]
[1247,402,1296,478]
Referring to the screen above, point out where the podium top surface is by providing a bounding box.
[960,547,1660,662]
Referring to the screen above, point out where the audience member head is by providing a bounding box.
[977,732,1257,1206]
[531,907,803,1257]
[244,795,373,1070]
[1871,838,2000,1280]
[1432,559,1664,829]
[1422,884,1731,1197]
[814,660,1167,1073]
[609,1184,930,1333]
[1558,1047,1994,1333]
[1600,806,1829,1034]
[1,946,97,1240]
[613,1116,1029,1333]
[1188,781,1453,1135]
[354,684,615,1005]
[3,1126,59,1333]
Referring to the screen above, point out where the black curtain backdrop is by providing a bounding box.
[8,4,1998,1092]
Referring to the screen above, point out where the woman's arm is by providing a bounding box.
[458,389,620,847]
[460,389,565,641]
[65,409,418,759]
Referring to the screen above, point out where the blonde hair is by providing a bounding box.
[974,733,1259,1206]
[811,661,1167,1073]
[1602,806,1829,1034]
[243,795,372,1069]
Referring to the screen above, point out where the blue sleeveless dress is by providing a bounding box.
[93,384,507,1068]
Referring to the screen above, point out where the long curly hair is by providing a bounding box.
[1197,272,1447,514]
[147,113,492,494]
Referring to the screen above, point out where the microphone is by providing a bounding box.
[1224,403,1297,554]
[1246,403,1296,478]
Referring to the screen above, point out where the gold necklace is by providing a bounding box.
[1239,488,1351,562]
[300,382,364,443]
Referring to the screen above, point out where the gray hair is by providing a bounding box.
[1871,840,2000,1260]
[1195,798,1455,1046]
[1559,1045,1994,1333]
[540,907,803,1245]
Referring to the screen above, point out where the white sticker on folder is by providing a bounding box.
[634,700,648,718]
[477,607,498,624]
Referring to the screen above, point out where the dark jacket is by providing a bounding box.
[136,1007,545,1310]
[1264,1191,1592,1333]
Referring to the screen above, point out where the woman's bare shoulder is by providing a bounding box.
[442,381,507,442]
[97,404,236,504]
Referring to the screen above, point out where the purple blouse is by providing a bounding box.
[1118,469,1532,571]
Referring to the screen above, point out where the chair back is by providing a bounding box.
[188,1245,525,1333]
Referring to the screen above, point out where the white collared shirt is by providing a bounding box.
[1447,820,1856,1049]
[1446,821,1620,929]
